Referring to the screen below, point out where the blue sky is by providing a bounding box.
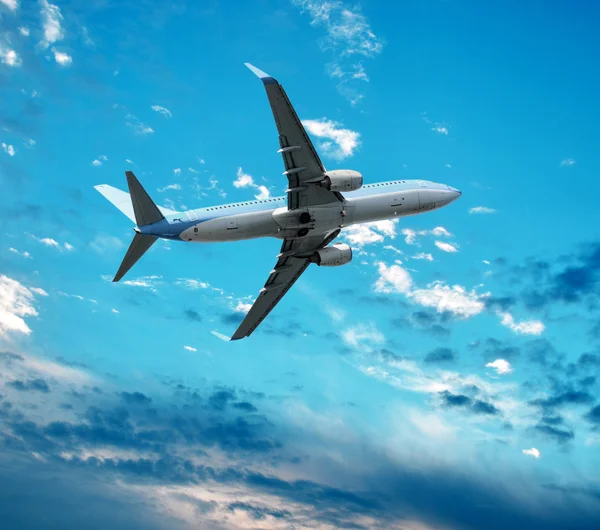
[1,0,600,528]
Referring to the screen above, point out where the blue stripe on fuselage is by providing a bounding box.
[140,179,449,239]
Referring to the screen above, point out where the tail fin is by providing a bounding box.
[95,171,166,282]
[125,171,164,226]
[113,231,158,282]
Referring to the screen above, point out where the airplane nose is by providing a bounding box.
[446,186,462,200]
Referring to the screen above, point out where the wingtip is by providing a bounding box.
[211,330,232,342]
[244,62,277,85]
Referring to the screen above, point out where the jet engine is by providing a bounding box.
[310,243,352,267]
[322,170,363,192]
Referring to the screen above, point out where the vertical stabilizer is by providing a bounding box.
[126,171,164,227]
[113,232,158,282]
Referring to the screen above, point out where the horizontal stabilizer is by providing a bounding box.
[95,184,178,223]
[113,232,158,282]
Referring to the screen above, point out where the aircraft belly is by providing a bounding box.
[344,191,421,226]
[181,210,279,242]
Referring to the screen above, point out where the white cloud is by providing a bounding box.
[560,158,575,167]
[301,118,360,160]
[157,183,181,192]
[175,278,223,295]
[445,163,452,168]
[8,248,32,259]
[125,159,133,164]
[111,308,119,314]
[486,359,512,375]
[341,322,385,349]
[39,237,59,247]
[412,253,433,261]
[183,345,197,352]
[63,242,74,251]
[151,105,172,118]
[431,226,451,237]
[411,281,487,317]
[2,143,16,156]
[434,241,458,253]
[402,226,451,245]
[374,262,412,294]
[233,167,271,199]
[0,275,44,336]
[1,0,18,11]
[0,47,21,67]
[344,220,397,247]
[91,159,102,167]
[522,447,540,459]
[469,206,496,214]
[482,260,490,265]
[90,234,124,254]
[498,312,545,335]
[19,26,30,36]
[40,0,64,48]
[409,410,455,440]
[234,301,252,313]
[30,287,48,296]
[432,126,448,135]
[52,48,72,66]
[125,114,154,135]
[173,168,181,174]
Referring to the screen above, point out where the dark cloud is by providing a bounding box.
[584,405,600,425]
[207,388,236,411]
[220,312,244,325]
[424,347,457,364]
[183,308,203,322]
[7,379,50,393]
[227,501,291,521]
[439,391,500,416]
[233,401,258,413]
[119,391,152,405]
[534,424,574,443]
[392,310,451,339]
[469,338,520,362]
[485,295,517,312]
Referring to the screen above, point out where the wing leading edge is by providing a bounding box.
[231,229,341,340]
[245,63,342,210]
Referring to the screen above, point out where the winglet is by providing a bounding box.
[211,330,231,342]
[244,62,277,85]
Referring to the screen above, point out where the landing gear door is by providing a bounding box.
[342,202,356,225]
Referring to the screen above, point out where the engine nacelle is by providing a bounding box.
[323,170,363,192]
[311,243,352,267]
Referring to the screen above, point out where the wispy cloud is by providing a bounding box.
[40,0,65,48]
[31,236,74,251]
[233,167,270,199]
[486,359,512,375]
[8,248,32,259]
[301,118,360,160]
[2,143,16,156]
[498,312,545,335]
[125,114,154,135]
[91,155,107,167]
[435,241,458,253]
[422,114,449,136]
[292,1,383,104]
[151,105,172,118]
[157,183,181,192]
[412,252,434,261]
[183,345,197,352]
[342,322,385,349]
[469,206,496,214]
[560,158,575,167]
[19,26,30,36]
[402,226,451,245]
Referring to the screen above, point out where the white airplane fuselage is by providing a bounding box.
[139,179,461,243]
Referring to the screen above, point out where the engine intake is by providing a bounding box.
[323,170,363,192]
[311,243,352,267]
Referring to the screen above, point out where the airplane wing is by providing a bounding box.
[231,229,340,340]
[245,63,343,210]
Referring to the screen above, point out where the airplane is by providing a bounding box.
[95,63,462,340]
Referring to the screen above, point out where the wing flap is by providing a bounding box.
[231,229,341,340]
